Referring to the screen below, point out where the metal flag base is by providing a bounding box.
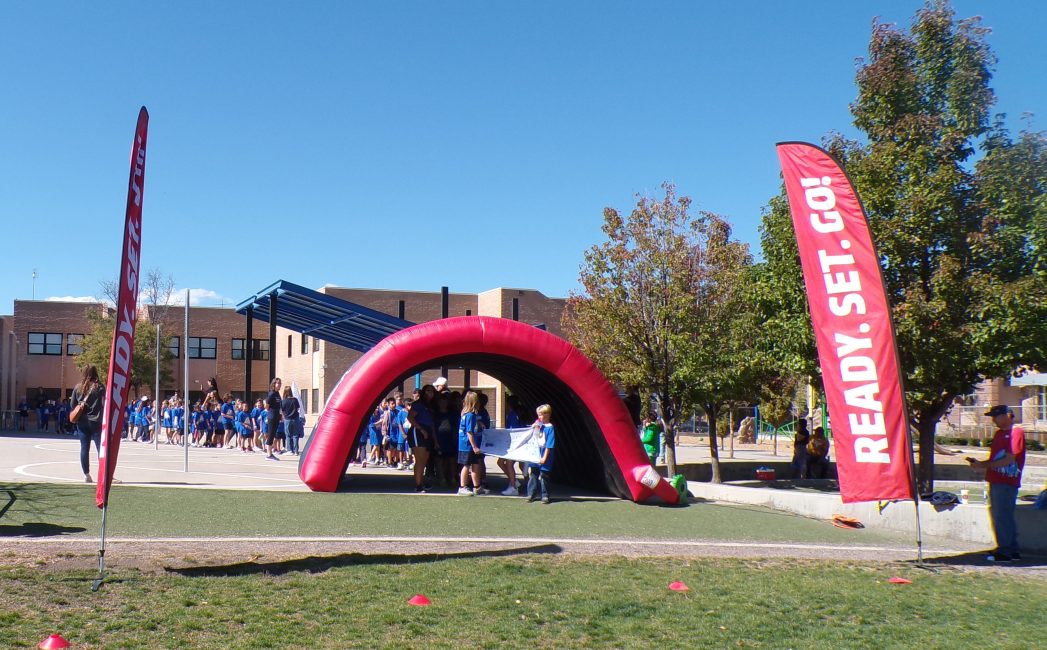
[91,506,109,592]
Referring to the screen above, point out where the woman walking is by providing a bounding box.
[264,378,283,460]
[71,365,104,483]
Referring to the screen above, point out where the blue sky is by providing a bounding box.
[2,1,1044,311]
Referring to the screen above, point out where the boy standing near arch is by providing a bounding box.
[527,404,556,504]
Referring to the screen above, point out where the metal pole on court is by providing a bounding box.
[184,290,190,472]
[154,323,160,450]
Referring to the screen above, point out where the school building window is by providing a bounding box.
[28,332,62,355]
[287,335,292,358]
[168,335,180,359]
[299,390,309,414]
[311,388,319,413]
[301,334,309,354]
[232,338,269,360]
[66,333,85,356]
[252,339,270,361]
[188,337,217,359]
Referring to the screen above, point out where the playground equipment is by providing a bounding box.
[299,316,680,504]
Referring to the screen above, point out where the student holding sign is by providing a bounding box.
[526,404,556,504]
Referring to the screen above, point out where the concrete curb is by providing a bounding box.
[688,481,1047,552]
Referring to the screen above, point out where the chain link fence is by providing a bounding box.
[938,404,1047,444]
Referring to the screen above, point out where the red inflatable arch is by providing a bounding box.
[298,316,680,504]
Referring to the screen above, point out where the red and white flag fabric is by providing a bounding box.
[96,107,149,508]
[775,142,914,503]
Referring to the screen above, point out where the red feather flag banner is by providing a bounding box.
[775,142,915,504]
[96,107,149,508]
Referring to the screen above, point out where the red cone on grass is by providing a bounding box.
[39,634,71,649]
[408,594,432,606]
[668,581,689,592]
[888,577,912,585]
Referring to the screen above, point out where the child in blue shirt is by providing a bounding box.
[235,400,254,452]
[526,404,555,504]
[457,391,486,496]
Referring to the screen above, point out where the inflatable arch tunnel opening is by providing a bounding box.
[298,317,680,504]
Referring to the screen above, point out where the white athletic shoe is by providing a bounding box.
[501,485,517,496]
[457,487,474,496]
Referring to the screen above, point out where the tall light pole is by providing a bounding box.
[31,269,37,300]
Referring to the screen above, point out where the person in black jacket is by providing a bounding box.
[71,365,104,483]
[280,386,302,455]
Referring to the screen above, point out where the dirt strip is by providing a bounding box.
[1,536,1042,578]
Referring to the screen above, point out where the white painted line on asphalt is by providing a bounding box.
[13,461,305,489]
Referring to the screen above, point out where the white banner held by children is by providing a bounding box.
[480,427,542,464]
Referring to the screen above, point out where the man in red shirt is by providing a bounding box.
[967,405,1025,562]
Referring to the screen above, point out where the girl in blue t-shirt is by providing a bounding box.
[457,391,486,495]
[135,398,153,442]
[217,398,235,449]
[161,401,173,443]
[235,400,255,452]
[364,406,382,467]
[172,401,185,446]
[251,400,265,451]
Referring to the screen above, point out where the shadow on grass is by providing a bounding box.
[0,483,89,522]
[166,543,564,577]
[916,551,1046,568]
[0,522,87,537]
[731,480,841,493]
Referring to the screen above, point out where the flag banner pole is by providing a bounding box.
[774,142,917,505]
[93,106,149,591]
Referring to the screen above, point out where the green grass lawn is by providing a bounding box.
[1,556,1043,649]
[2,483,1043,649]
[0,482,913,545]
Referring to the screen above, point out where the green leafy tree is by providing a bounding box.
[755,1,1047,492]
[77,307,173,399]
[563,183,761,482]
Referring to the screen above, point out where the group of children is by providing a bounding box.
[18,397,72,433]
[117,392,304,458]
[353,380,556,502]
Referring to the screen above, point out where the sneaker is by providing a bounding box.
[422,483,432,493]
[541,497,551,504]
[415,485,425,493]
[84,474,93,484]
[501,485,518,496]
[475,487,490,495]
[986,551,1011,562]
[361,461,368,468]
[457,487,474,496]
[266,455,279,461]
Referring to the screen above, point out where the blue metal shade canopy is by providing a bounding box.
[235,280,413,352]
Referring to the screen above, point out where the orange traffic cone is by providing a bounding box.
[39,634,71,649]
[407,594,432,606]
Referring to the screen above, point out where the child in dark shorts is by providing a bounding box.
[457,391,486,495]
